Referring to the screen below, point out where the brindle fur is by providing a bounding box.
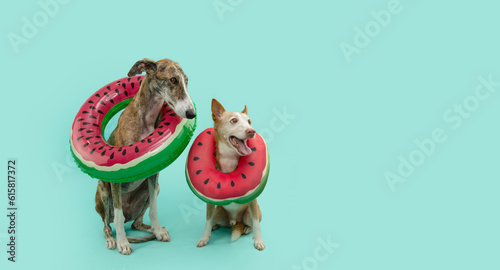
[94,58,194,255]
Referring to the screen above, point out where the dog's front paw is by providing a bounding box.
[197,236,210,247]
[254,239,265,251]
[105,238,116,249]
[117,240,133,255]
[154,227,170,242]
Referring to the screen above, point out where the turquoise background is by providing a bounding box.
[2,0,500,269]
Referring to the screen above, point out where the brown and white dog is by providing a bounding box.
[95,58,195,255]
[196,99,265,251]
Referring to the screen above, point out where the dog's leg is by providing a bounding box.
[242,207,253,235]
[211,205,229,231]
[248,199,265,251]
[101,184,117,249]
[197,204,215,247]
[111,182,133,255]
[131,211,153,232]
[148,173,170,241]
[131,199,153,233]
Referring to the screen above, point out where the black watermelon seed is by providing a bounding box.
[139,80,142,85]
[98,146,104,150]
[196,170,202,175]
[106,86,111,90]
[90,148,95,154]
[109,147,114,150]
[110,152,114,159]
[88,100,94,104]
[89,115,97,119]
[98,110,104,114]
[77,136,83,141]
[197,142,203,146]
[83,142,89,147]
[94,141,100,145]
[82,111,89,114]
[129,144,133,147]
[213,153,215,156]
[204,178,209,184]
[122,149,127,155]
[86,130,94,133]
[124,91,128,97]
[101,150,106,157]
[122,83,126,88]
[165,122,170,126]
[158,131,164,136]
[135,146,139,153]
[131,82,135,89]
[217,182,221,189]
[83,122,90,125]
[137,76,141,81]
[166,109,172,113]
[147,138,152,143]
[95,93,100,97]
[249,162,255,166]
[141,139,145,143]
[158,125,163,128]
[169,113,176,117]
[161,118,166,121]
[95,136,101,139]
[206,131,211,135]
[118,147,122,152]
[242,174,246,179]
[99,100,106,106]
[85,136,93,140]
[109,99,114,104]
[77,118,84,122]
[92,123,99,127]
[104,92,109,97]
[78,128,85,131]
[115,89,119,94]
[251,147,256,151]
[193,157,199,161]
[231,181,235,187]
[117,81,120,84]
[127,77,131,82]
[89,106,96,110]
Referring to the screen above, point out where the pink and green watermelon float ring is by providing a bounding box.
[185,128,270,205]
[70,75,197,183]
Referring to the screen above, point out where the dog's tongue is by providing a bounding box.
[235,138,252,156]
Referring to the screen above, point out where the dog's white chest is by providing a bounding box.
[223,203,246,217]
[120,179,146,193]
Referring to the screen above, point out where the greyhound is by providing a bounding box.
[94,58,195,255]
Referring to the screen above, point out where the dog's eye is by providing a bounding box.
[230,118,238,124]
[170,77,178,84]
[248,119,251,125]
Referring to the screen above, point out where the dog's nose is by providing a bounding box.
[185,109,196,119]
[246,129,256,138]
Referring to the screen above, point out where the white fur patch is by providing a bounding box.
[114,208,126,240]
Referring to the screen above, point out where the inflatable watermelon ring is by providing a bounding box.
[185,128,269,205]
[70,75,197,183]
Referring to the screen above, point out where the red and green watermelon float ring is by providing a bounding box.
[185,128,270,205]
[70,75,197,183]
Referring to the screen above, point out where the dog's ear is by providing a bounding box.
[212,99,226,121]
[128,58,157,77]
[241,105,248,115]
